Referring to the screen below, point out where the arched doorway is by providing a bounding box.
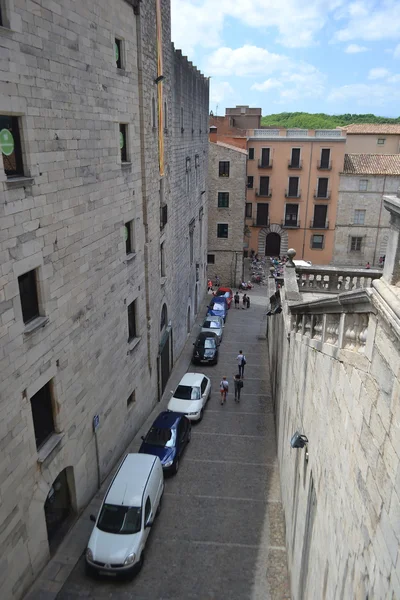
[44,468,75,552]
[187,306,191,333]
[265,232,281,256]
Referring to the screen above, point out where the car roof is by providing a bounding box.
[178,372,208,387]
[151,411,182,430]
[217,287,232,293]
[105,453,157,507]
[203,315,222,323]
[196,332,218,341]
[210,296,227,305]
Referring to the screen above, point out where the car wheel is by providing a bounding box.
[198,408,204,422]
[85,563,97,579]
[173,459,179,474]
[137,552,145,572]
[156,492,163,516]
[187,427,192,443]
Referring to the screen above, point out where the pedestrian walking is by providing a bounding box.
[246,295,250,309]
[220,376,229,405]
[234,374,243,402]
[237,350,246,378]
[208,279,213,292]
[242,293,247,309]
[234,291,240,308]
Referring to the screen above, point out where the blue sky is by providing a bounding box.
[171,0,400,117]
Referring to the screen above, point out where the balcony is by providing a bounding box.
[317,161,332,170]
[255,188,272,198]
[258,159,273,169]
[282,219,300,228]
[288,160,302,169]
[310,220,329,229]
[314,190,331,199]
[252,217,270,227]
[285,189,301,198]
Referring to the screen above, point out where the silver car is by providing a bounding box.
[201,315,224,343]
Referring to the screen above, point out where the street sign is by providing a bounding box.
[93,414,100,432]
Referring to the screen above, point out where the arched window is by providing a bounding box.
[160,303,168,331]
[152,97,156,128]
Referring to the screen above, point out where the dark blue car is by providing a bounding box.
[207,296,228,322]
[139,411,191,475]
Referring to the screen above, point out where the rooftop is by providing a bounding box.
[341,124,400,135]
[343,154,400,175]
[211,140,248,155]
[248,128,345,140]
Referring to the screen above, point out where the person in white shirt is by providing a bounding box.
[237,350,246,378]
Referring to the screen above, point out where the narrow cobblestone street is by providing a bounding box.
[29,286,290,600]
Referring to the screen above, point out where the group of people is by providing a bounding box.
[234,291,250,309]
[219,351,246,405]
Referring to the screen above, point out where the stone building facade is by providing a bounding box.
[333,154,400,267]
[207,141,246,287]
[0,0,208,598]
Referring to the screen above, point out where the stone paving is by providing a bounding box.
[25,284,290,600]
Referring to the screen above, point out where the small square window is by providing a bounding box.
[127,299,137,341]
[207,254,215,264]
[377,138,385,145]
[359,179,368,191]
[30,382,55,450]
[18,270,40,324]
[311,234,324,249]
[350,237,362,252]
[247,176,254,189]
[353,210,366,225]
[248,148,254,160]
[218,192,229,208]
[0,115,24,178]
[245,203,252,218]
[115,39,123,69]
[119,124,128,162]
[217,223,228,238]
[125,221,134,254]
[127,390,136,409]
[219,161,230,177]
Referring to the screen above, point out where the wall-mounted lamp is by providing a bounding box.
[154,75,165,84]
[290,431,308,449]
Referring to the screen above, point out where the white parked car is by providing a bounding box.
[85,453,164,579]
[201,315,224,343]
[167,372,211,421]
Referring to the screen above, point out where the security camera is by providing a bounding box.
[290,432,308,449]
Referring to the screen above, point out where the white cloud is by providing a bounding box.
[388,74,400,83]
[334,1,400,42]
[250,61,325,101]
[368,67,391,79]
[394,44,400,58]
[205,45,290,76]
[345,44,367,53]
[328,83,400,107]
[210,81,234,104]
[251,78,283,91]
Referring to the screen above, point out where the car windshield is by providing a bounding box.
[212,303,225,311]
[203,338,216,348]
[215,290,226,296]
[97,504,141,535]
[203,320,220,329]
[174,385,201,400]
[145,427,176,448]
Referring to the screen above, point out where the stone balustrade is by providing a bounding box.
[295,265,382,293]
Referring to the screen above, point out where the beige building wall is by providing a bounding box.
[207,142,247,287]
[245,130,346,264]
[346,134,400,155]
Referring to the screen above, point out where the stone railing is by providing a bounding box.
[315,129,343,138]
[252,129,280,137]
[295,265,382,293]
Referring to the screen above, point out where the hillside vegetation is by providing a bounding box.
[261,112,400,129]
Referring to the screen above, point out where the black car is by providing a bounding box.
[192,332,219,365]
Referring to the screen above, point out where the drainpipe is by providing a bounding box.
[372,175,386,266]
[302,142,314,259]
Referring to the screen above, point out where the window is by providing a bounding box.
[125,221,134,254]
[207,254,215,264]
[351,237,362,252]
[284,204,298,226]
[312,205,327,228]
[152,97,156,128]
[311,235,324,249]
[160,304,168,330]
[316,178,328,198]
[160,204,168,229]
[245,203,252,218]
[319,148,331,169]
[377,138,385,145]
[217,224,228,238]
[0,115,24,177]
[119,124,128,162]
[359,179,368,191]
[115,39,123,69]
[18,270,40,324]
[354,209,366,225]
[247,176,254,189]
[290,148,301,168]
[218,192,229,208]
[189,230,194,264]
[127,390,136,408]
[288,177,299,197]
[248,148,254,160]
[30,382,55,450]
[259,176,270,196]
[261,148,270,166]
[127,300,137,341]
[219,161,230,177]
[191,111,194,135]
[144,497,151,523]
[201,377,208,394]
[199,207,203,247]
[160,242,166,277]
[256,203,269,226]
[164,101,168,130]
[180,107,184,133]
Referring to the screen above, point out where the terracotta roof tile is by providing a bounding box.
[341,124,400,134]
[343,154,400,175]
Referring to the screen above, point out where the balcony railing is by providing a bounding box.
[282,219,300,228]
[252,217,270,227]
[288,160,302,169]
[258,159,273,169]
[294,265,382,294]
[317,161,332,170]
[255,188,272,198]
[314,189,331,199]
[310,220,329,229]
[285,189,301,198]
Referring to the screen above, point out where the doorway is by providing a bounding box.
[160,335,170,394]
[44,468,75,553]
[265,232,281,256]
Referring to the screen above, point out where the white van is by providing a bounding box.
[85,453,164,578]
